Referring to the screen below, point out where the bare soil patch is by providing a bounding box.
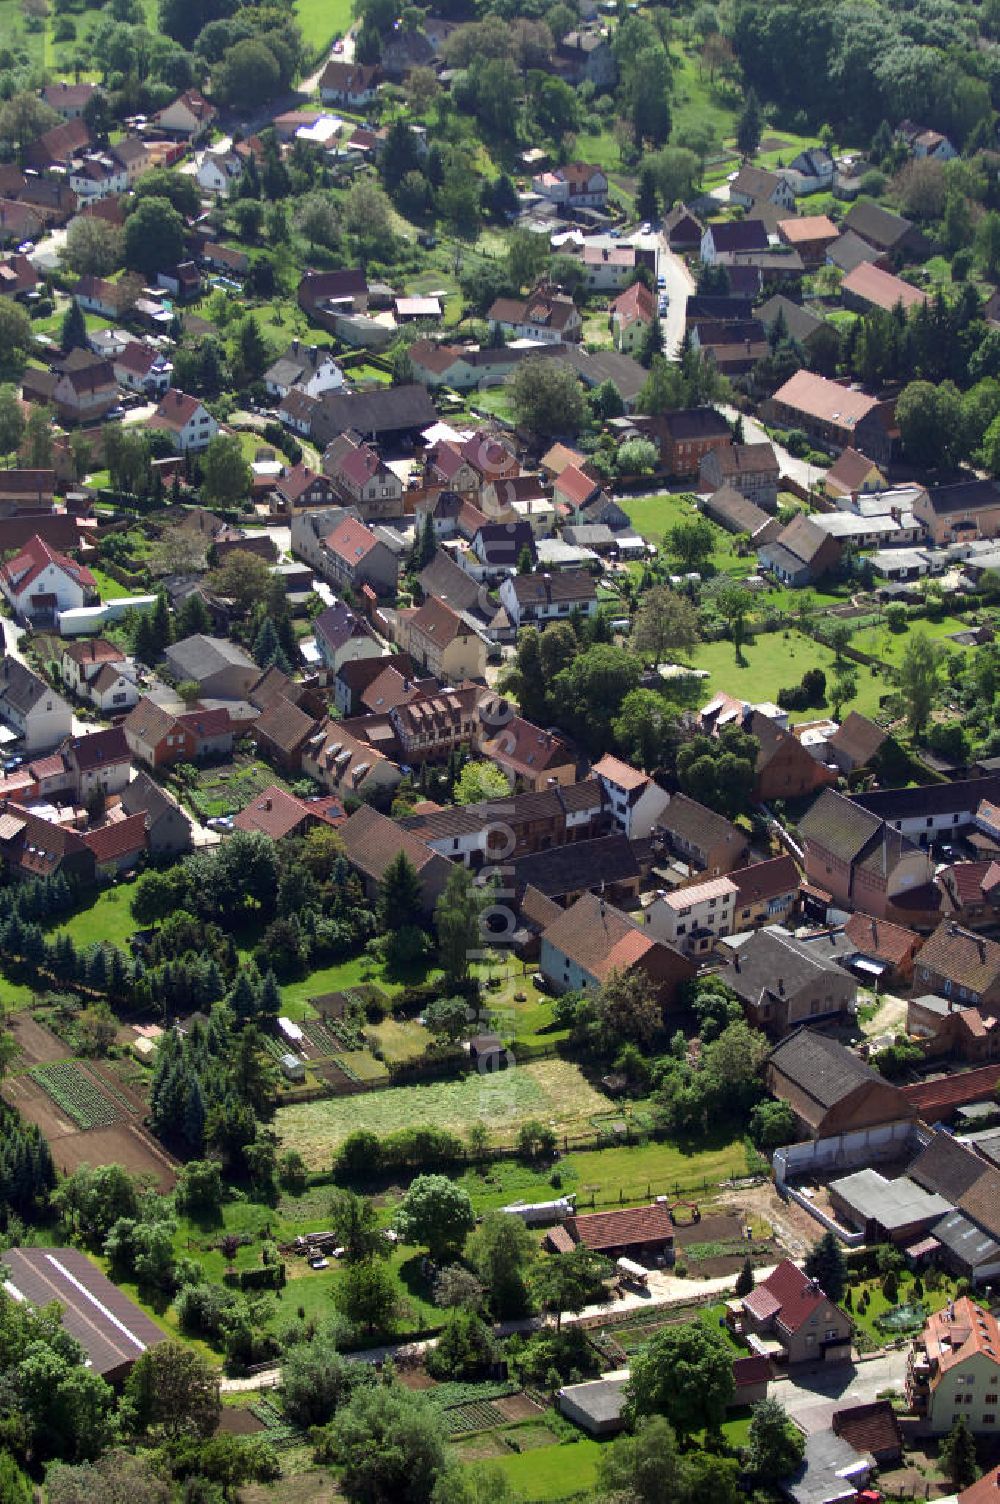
[675,1210,745,1247]
[397,1367,437,1391]
[494,1393,545,1423]
[9,1014,70,1067]
[2,1074,176,1189]
[217,1407,268,1436]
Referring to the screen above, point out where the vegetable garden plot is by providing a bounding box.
[29,1062,122,1129]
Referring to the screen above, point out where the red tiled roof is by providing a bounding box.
[902,1063,1000,1115]
[232,785,312,840]
[153,390,204,430]
[555,463,599,507]
[564,1201,673,1253]
[844,912,920,966]
[0,534,95,597]
[960,1466,1000,1504]
[325,514,378,566]
[81,812,148,863]
[746,1259,828,1334]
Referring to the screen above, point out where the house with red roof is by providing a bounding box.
[123,698,234,770]
[155,89,217,141]
[611,281,656,355]
[0,535,96,621]
[545,1201,674,1262]
[475,698,576,792]
[150,390,219,452]
[82,811,148,874]
[0,801,96,883]
[316,514,398,596]
[113,341,172,397]
[232,784,345,841]
[906,1297,1000,1432]
[0,252,37,300]
[735,1259,852,1366]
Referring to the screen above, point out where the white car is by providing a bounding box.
[640,222,652,235]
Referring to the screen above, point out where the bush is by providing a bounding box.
[952,249,973,282]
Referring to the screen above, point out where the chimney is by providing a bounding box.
[778,977,785,995]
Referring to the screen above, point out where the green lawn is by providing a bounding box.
[458,1132,748,1214]
[484,1437,605,1501]
[91,567,135,601]
[294,0,351,54]
[848,615,971,669]
[53,880,141,952]
[275,1059,615,1166]
[670,49,740,145]
[847,1271,964,1348]
[682,630,890,722]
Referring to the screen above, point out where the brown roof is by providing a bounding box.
[479,712,573,779]
[843,912,920,966]
[519,884,562,932]
[339,803,441,881]
[710,441,780,479]
[564,1201,673,1253]
[62,637,124,667]
[825,447,885,493]
[232,785,314,839]
[842,261,928,313]
[592,753,649,792]
[917,920,1000,995]
[831,1401,902,1460]
[253,696,317,755]
[733,1354,773,1388]
[82,813,148,864]
[2,1246,166,1376]
[540,891,655,983]
[405,596,467,650]
[657,792,745,857]
[827,711,887,766]
[772,370,880,427]
[730,854,800,907]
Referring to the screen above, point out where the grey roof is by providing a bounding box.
[908,1131,989,1201]
[121,769,190,830]
[853,775,1000,825]
[757,295,825,345]
[703,484,774,537]
[784,1428,869,1504]
[558,1376,628,1426]
[798,788,882,865]
[314,383,436,436]
[0,655,58,716]
[767,1027,880,1108]
[829,1169,951,1230]
[931,1209,1000,1270]
[419,548,491,620]
[723,931,849,1011]
[826,231,883,274]
[556,345,647,403]
[163,634,255,682]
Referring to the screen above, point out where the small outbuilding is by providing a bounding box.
[557,1374,628,1436]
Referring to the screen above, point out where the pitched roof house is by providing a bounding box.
[538,890,696,1007]
[768,370,894,467]
[736,1258,852,1366]
[767,1028,911,1138]
[913,921,1000,1010]
[798,787,936,923]
[0,534,96,621]
[338,803,450,912]
[720,924,857,1034]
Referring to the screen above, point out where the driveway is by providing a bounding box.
[771,1350,909,1434]
[718,404,823,491]
[656,242,695,357]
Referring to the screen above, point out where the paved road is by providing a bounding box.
[220,1261,778,1393]
[772,1350,909,1434]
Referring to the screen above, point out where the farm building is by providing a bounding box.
[2,1246,167,1382]
[557,1375,628,1436]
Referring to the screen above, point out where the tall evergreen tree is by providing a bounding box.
[737,88,763,158]
[803,1230,847,1301]
[60,298,87,353]
[377,851,423,931]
